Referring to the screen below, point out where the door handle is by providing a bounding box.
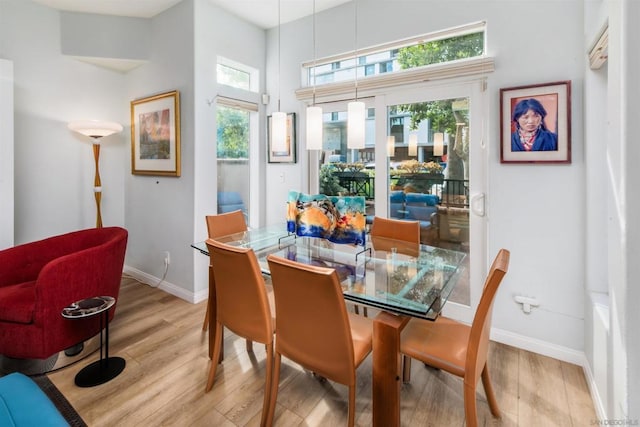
[470,193,485,217]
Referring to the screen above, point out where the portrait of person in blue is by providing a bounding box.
[511,98,558,151]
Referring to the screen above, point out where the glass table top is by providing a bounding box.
[192,224,467,320]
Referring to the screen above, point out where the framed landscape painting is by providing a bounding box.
[500,81,571,164]
[131,90,181,176]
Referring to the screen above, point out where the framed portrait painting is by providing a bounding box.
[267,112,296,163]
[500,81,571,164]
[131,90,181,176]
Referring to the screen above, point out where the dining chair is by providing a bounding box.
[359,216,421,317]
[204,238,274,427]
[370,216,421,244]
[203,210,248,331]
[265,254,373,427]
[399,249,510,427]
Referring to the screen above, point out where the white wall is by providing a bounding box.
[267,0,587,353]
[124,0,196,299]
[583,0,611,419]
[605,0,640,419]
[0,0,268,302]
[0,59,14,250]
[0,0,127,244]
[621,0,640,415]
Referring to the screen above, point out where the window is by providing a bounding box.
[215,56,259,225]
[216,100,256,223]
[216,56,258,93]
[379,61,393,73]
[303,23,491,322]
[303,22,485,86]
[216,105,249,159]
[365,64,375,76]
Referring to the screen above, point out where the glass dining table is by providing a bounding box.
[192,224,467,426]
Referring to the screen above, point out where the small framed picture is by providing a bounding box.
[131,90,181,176]
[500,81,571,164]
[267,112,296,163]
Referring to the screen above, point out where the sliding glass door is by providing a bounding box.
[216,103,253,224]
[309,81,486,321]
[382,83,485,320]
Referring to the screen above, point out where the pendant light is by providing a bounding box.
[408,133,418,157]
[433,132,444,156]
[386,135,395,157]
[347,0,365,149]
[271,0,287,153]
[306,0,323,150]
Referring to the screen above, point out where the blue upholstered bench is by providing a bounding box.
[405,192,439,227]
[0,372,68,426]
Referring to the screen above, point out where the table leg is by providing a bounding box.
[372,311,409,427]
[75,308,126,387]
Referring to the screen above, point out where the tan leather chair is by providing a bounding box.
[400,249,510,427]
[370,216,420,244]
[265,255,373,427]
[204,239,274,427]
[361,216,421,317]
[203,210,248,331]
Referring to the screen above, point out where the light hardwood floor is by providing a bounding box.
[48,277,597,426]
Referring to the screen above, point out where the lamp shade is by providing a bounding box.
[68,120,123,139]
[306,106,323,150]
[387,135,395,157]
[271,111,288,152]
[408,133,418,156]
[347,101,365,149]
[433,132,444,156]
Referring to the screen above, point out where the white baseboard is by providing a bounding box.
[491,327,585,365]
[123,265,199,303]
[581,355,608,420]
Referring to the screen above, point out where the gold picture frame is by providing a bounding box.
[131,90,181,176]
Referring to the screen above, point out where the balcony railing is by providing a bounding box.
[331,172,469,208]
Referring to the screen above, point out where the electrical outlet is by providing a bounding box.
[163,251,170,266]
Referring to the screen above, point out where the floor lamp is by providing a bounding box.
[68,120,123,228]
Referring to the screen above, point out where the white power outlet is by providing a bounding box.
[163,251,170,266]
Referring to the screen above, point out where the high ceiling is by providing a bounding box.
[32,0,352,29]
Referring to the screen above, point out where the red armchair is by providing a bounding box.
[0,227,128,360]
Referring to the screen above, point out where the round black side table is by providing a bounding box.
[62,296,125,387]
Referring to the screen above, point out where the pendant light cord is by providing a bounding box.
[278,0,281,112]
[312,0,317,106]
[354,0,358,101]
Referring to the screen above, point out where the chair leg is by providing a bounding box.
[363,307,368,317]
[202,300,209,331]
[463,380,479,427]
[265,352,282,427]
[354,305,360,315]
[205,322,224,392]
[246,339,254,353]
[347,385,356,427]
[402,355,412,383]
[481,363,501,417]
[260,342,274,427]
